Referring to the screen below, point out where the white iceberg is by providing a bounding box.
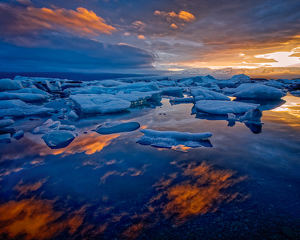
[0,100,54,118]
[233,84,285,100]
[0,92,48,102]
[191,88,230,101]
[137,129,212,148]
[70,94,131,115]
[0,79,23,91]
[96,122,140,134]
[42,130,76,149]
[195,100,259,115]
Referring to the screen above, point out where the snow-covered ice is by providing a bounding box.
[191,88,230,101]
[137,129,212,148]
[70,94,131,115]
[195,100,259,115]
[233,84,285,100]
[42,130,76,149]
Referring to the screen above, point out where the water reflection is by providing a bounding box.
[0,198,85,240]
[122,161,246,238]
[263,95,300,128]
[0,132,120,161]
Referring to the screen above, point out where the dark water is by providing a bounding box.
[0,95,299,239]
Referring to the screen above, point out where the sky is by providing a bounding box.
[0,0,299,75]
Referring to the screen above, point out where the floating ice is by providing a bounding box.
[191,88,230,101]
[161,87,183,97]
[70,94,131,115]
[137,129,212,148]
[233,84,285,100]
[96,122,140,134]
[195,100,259,115]
[290,90,300,97]
[0,92,48,102]
[0,100,54,118]
[42,130,76,149]
[0,79,23,91]
[169,97,194,104]
[13,130,24,140]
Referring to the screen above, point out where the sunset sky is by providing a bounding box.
[0,0,299,74]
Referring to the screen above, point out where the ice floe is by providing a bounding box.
[137,129,212,148]
[233,84,285,100]
[42,130,76,149]
[191,88,230,101]
[0,100,54,118]
[195,100,259,115]
[0,79,23,91]
[70,94,131,115]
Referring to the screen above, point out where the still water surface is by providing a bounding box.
[0,95,299,239]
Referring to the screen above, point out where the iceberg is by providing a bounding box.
[195,100,259,115]
[0,100,54,118]
[290,90,300,97]
[0,92,48,102]
[13,130,24,140]
[137,129,212,148]
[0,79,23,91]
[96,122,140,134]
[161,87,183,97]
[42,130,76,149]
[70,94,131,115]
[191,88,230,101]
[233,84,285,100]
[169,97,194,104]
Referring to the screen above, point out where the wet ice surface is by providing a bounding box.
[0,76,300,239]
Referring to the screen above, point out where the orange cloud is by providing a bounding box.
[0,3,116,36]
[154,10,196,22]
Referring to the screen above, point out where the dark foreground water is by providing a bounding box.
[0,95,299,240]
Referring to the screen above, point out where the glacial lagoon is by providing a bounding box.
[0,75,299,239]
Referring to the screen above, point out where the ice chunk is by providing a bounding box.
[161,87,183,97]
[290,90,300,97]
[230,74,251,84]
[0,92,48,102]
[137,129,212,148]
[0,119,14,128]
[13,130,24,140]
[195,100,259,115]
[99,80,125,87]
[117,91,161,106]
[42,130,75,149]
[191,88,230,101]
[59,125,76,131]
[156,80,176,87]
[169,97,194,104]
[70,94,131,115]
[233,84,285,100]
[239,108,262,123]
[0,100,54,118]
[0,133,11,143]
[67,110,79,120]
[0,79,23,91]
[96,122,140,134]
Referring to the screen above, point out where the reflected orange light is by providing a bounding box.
[0,198,85,240]
[14,179,47,196]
